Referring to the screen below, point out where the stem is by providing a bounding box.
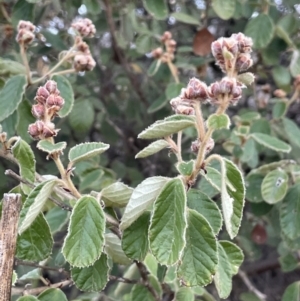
[20,44,31,84]
[167,60,179,83]
[177,131,183,163]
[50,68,76,77]
[286,90,299,110]
[193,101,206,140]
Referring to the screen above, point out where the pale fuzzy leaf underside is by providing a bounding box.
[135,139,169,158]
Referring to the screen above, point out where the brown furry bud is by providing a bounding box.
[184,78,208,101]
[161,31,172,42]
[16,29,35,44]
[151,47,163,59]
[44,80,58,94]
[35,87,50,103]
[205,138,215,154]
[71,18,96,38]
[232,33,253,53]
[31,104,45,119]
[191,139,201,153]
[236,54,253,72]
[77,41,90,54]
[46,94,64,108]
[73,54,96,72]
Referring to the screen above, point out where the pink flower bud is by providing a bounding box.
[17,20,35,32]
[43,123,57,138]
[151,47,163,58]
[73,54,96,72]
[46,94,64,107]
[191,139,201,153]
[71,18,96,38]
[184,78,208,101]
[77,41,90,54]
[205,138,215,154]
[273,89,287,98]
[211,40,223,58]
[16,29,35,44]
[44,80,58,94]
[31,104,45,119]
[28,123,40,139]
[235,54,253,72]
[161,31,172,42]
[35,87,50,104]
[175,105,195,115]
[219,78,234,94]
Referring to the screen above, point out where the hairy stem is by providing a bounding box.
[193,101,206,140]
[20,44,32,84]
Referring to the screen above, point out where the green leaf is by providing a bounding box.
[130,284,155,301]
[245,14,274,48]
[279,253,298,272]
[221,158,245,239]
[240,111,261,123]
[12,0,35,26]
[171,12,200,25]
[280,184,300,240]
[19,180,58,234]
[12,270,18,286]
[251,133,291,153]
[290,50,300,77]
[245,173,264,203]
[165,83,185,100]
[202,166,222,191]
[149,178,187,265]
[135,34,153,54]
[68,142,109,165]
[282,282,300,301]
[101,182,133,207]
[187,189,222,235]
[45,207,70,234]
[177,209,218,286]
[71,253,109,292]
[147,60,161,77]
[212,0,235,20]
[272,66,291,88]
[0,58,26,76]
[177,160,194,176]
[69,99,95,132]
[207,114,231,130]
[138,115,195,139]
[135,139,169,158]
[261,169,288,204]
[16,214,53,261]
[62,196,105,267]
[219,241,244,274]
[52,75,74,118]
[120,177,169,230]
[17,297,39,301]
[282,117,300,148]
[12,137,36,194]
[37,288,68,301]
[0,75,27,122]
[175,287,194,301]
[143,0,168,20]
[237,72,255,86]
[37,140,67,155]
[16,100,36,143]
[122,212,150,261]
[273,101,287,119]
[105,233,131,265]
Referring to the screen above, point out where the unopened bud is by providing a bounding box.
[17,20,35,32]
[236,54,253,72]
[28,121,44,140]
[273,89,287,98]
[184,78,208,101]
[211,40,223,58]
[35,86,50,103]
[71,18,96,38]
[232,33,253,53]
[73,54,96,72]
[31,104,45,119]
[77,41,90,54]
[0,132,7,143]
[191,139,201,153]
[161,31,172,42]
[16,29,35,44]
[151,47,163,59]
[175,105,195,115]
[44,80,58,94]
[46,94,64,108]
[205,138,215,154]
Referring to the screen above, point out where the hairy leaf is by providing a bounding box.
[101,182,133,208]
[135,139,169,158]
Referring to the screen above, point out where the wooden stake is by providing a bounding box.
[0,193,22,301]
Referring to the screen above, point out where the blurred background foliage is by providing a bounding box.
[1,0,300,300]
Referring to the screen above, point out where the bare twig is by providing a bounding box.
[238,270,267,300]
[0,193,22,301]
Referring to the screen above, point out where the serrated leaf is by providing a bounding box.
[16,214,53,261]
[187,189,222,235]
[283,117,300,148]
[261,169,288,204]
[130,284,155,301]
[105,233,131,265]
[37,140,67,155]
[149,178,187,265]
[219,241,244,274]
[62,196,105,267]
[138,115,195,139]
[212,0,235,20]
[101,182,133,207]
[122,212,150,261]
[52,75,74,118]
[280,184,300,240]
[171,12,200,25]
[37,288,68,301]
[71,253,109,292]
[251,133,291,153]
[69,99,94,132]
[207,114,230,130]
[177,209,218,286]
[245,14,274,48]
[45,207,70,234]
[222,158,245,239]
[120,177,169,230]
[0,75,27,122]
[177,160,194,176]
[135,139,169,158]
[68,142,109,165]
[143,0,168,20]
[12,137,36,194]
[19,180,58,234]
[282,282,300,301]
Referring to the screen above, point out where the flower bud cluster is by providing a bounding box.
[211,33,253,74]
[16,20,36,45]
[71,18,96,38]
[73,38,96,72]
[191,137,215,155]
[208,77,243,106]
[28,80,64,140]
[151,31,177,63]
